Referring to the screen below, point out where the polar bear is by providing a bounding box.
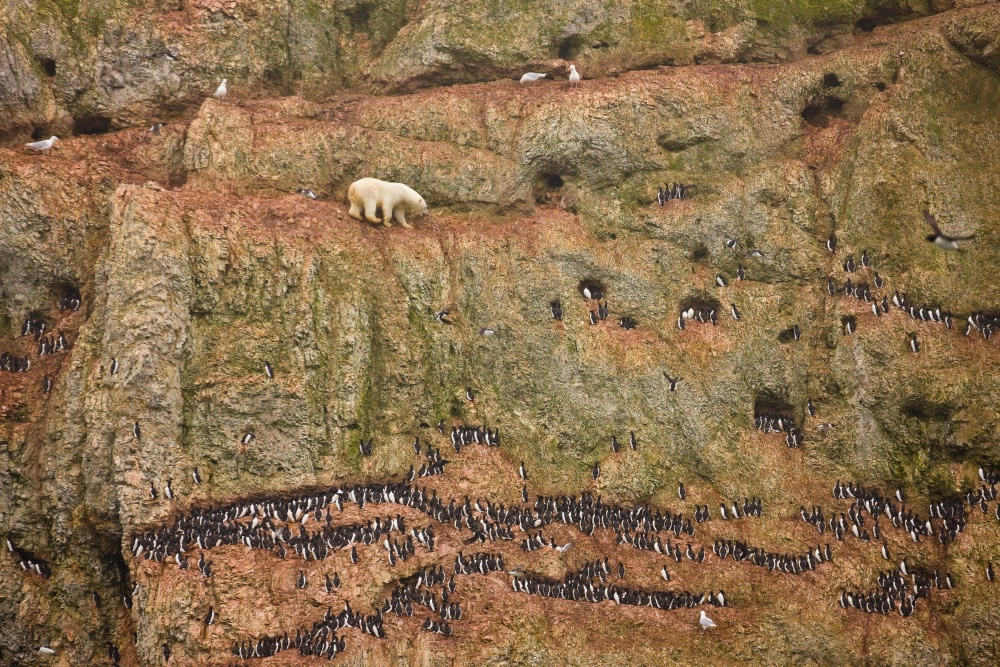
[347,178,428,229]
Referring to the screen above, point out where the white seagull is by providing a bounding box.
[519,72,546,84]
[568,65,581,86]
[699,610,717,632]
[213,79,228,99]
[26,136,58,152]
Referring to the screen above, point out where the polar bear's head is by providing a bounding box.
[415,196,429,216]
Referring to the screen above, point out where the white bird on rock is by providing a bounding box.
[699,610,717,632]
[519,72,546,84]
[26,136,58,152]
[213,79,228,99]
[568,65,581,86]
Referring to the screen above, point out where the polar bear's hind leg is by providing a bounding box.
[363,199,381,225]
[348,184,363,220]
[380,200,395,228]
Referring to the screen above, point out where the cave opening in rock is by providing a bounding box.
[38,58,56,77]
[56,283,81,305]
[689,243,709,263]
[73,115,112,136]
[30,127,49,140]
[558,37,585,60]
[577,279,606,300]
[856,16,878,32]
[801,96,845,126]
[753,396,796,422]
[823,73,841,88]
[678,294,721,318]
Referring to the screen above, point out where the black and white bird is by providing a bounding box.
[731,304,741,320]
[297,189,319,200]
[678,482,686,500]
[264,361,274,378]
[164,480,173,500]
[466,387,475,402]
[581,284,604,300]
[909,334,919,353]
[826,235,836,252]
[519,461,527,479]
[665,374,681,391]
[241,432,254,445]
[806,398,816,416]
[192,468,202,485]
[924,210,974,251]
[793,324,801,340]
[629,431,638,450]
[716,274,727,287]
[592,463,601,480]
[110,358,119,374]
[205,606,216,625]
[550,301,563,320]
[149,122,167,135]
[133,421,141,439]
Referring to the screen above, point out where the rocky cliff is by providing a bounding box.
[2,1,1000,665]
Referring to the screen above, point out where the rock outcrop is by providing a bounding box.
[1,2,1000,666]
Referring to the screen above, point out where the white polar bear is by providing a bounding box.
[347,177,428,229]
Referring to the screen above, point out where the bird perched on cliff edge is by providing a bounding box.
[213,79,227,99]
[26,136,58,152]
[568,65,581,86]
[700,610,717,632]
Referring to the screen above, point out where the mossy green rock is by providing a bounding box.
[1,3,1000,667]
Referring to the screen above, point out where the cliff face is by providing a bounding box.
[2,2,1000,666]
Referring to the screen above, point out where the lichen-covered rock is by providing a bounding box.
[1,3,1000,667]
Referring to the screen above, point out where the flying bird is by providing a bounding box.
[923,210,974,250]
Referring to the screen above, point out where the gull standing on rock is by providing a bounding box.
[699,610,717,632]
[519,72,546,84]
[213,79,228,99]
[568,65,581,86]
[25,136,58,152]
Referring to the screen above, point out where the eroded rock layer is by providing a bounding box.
[2,2,1000,666]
